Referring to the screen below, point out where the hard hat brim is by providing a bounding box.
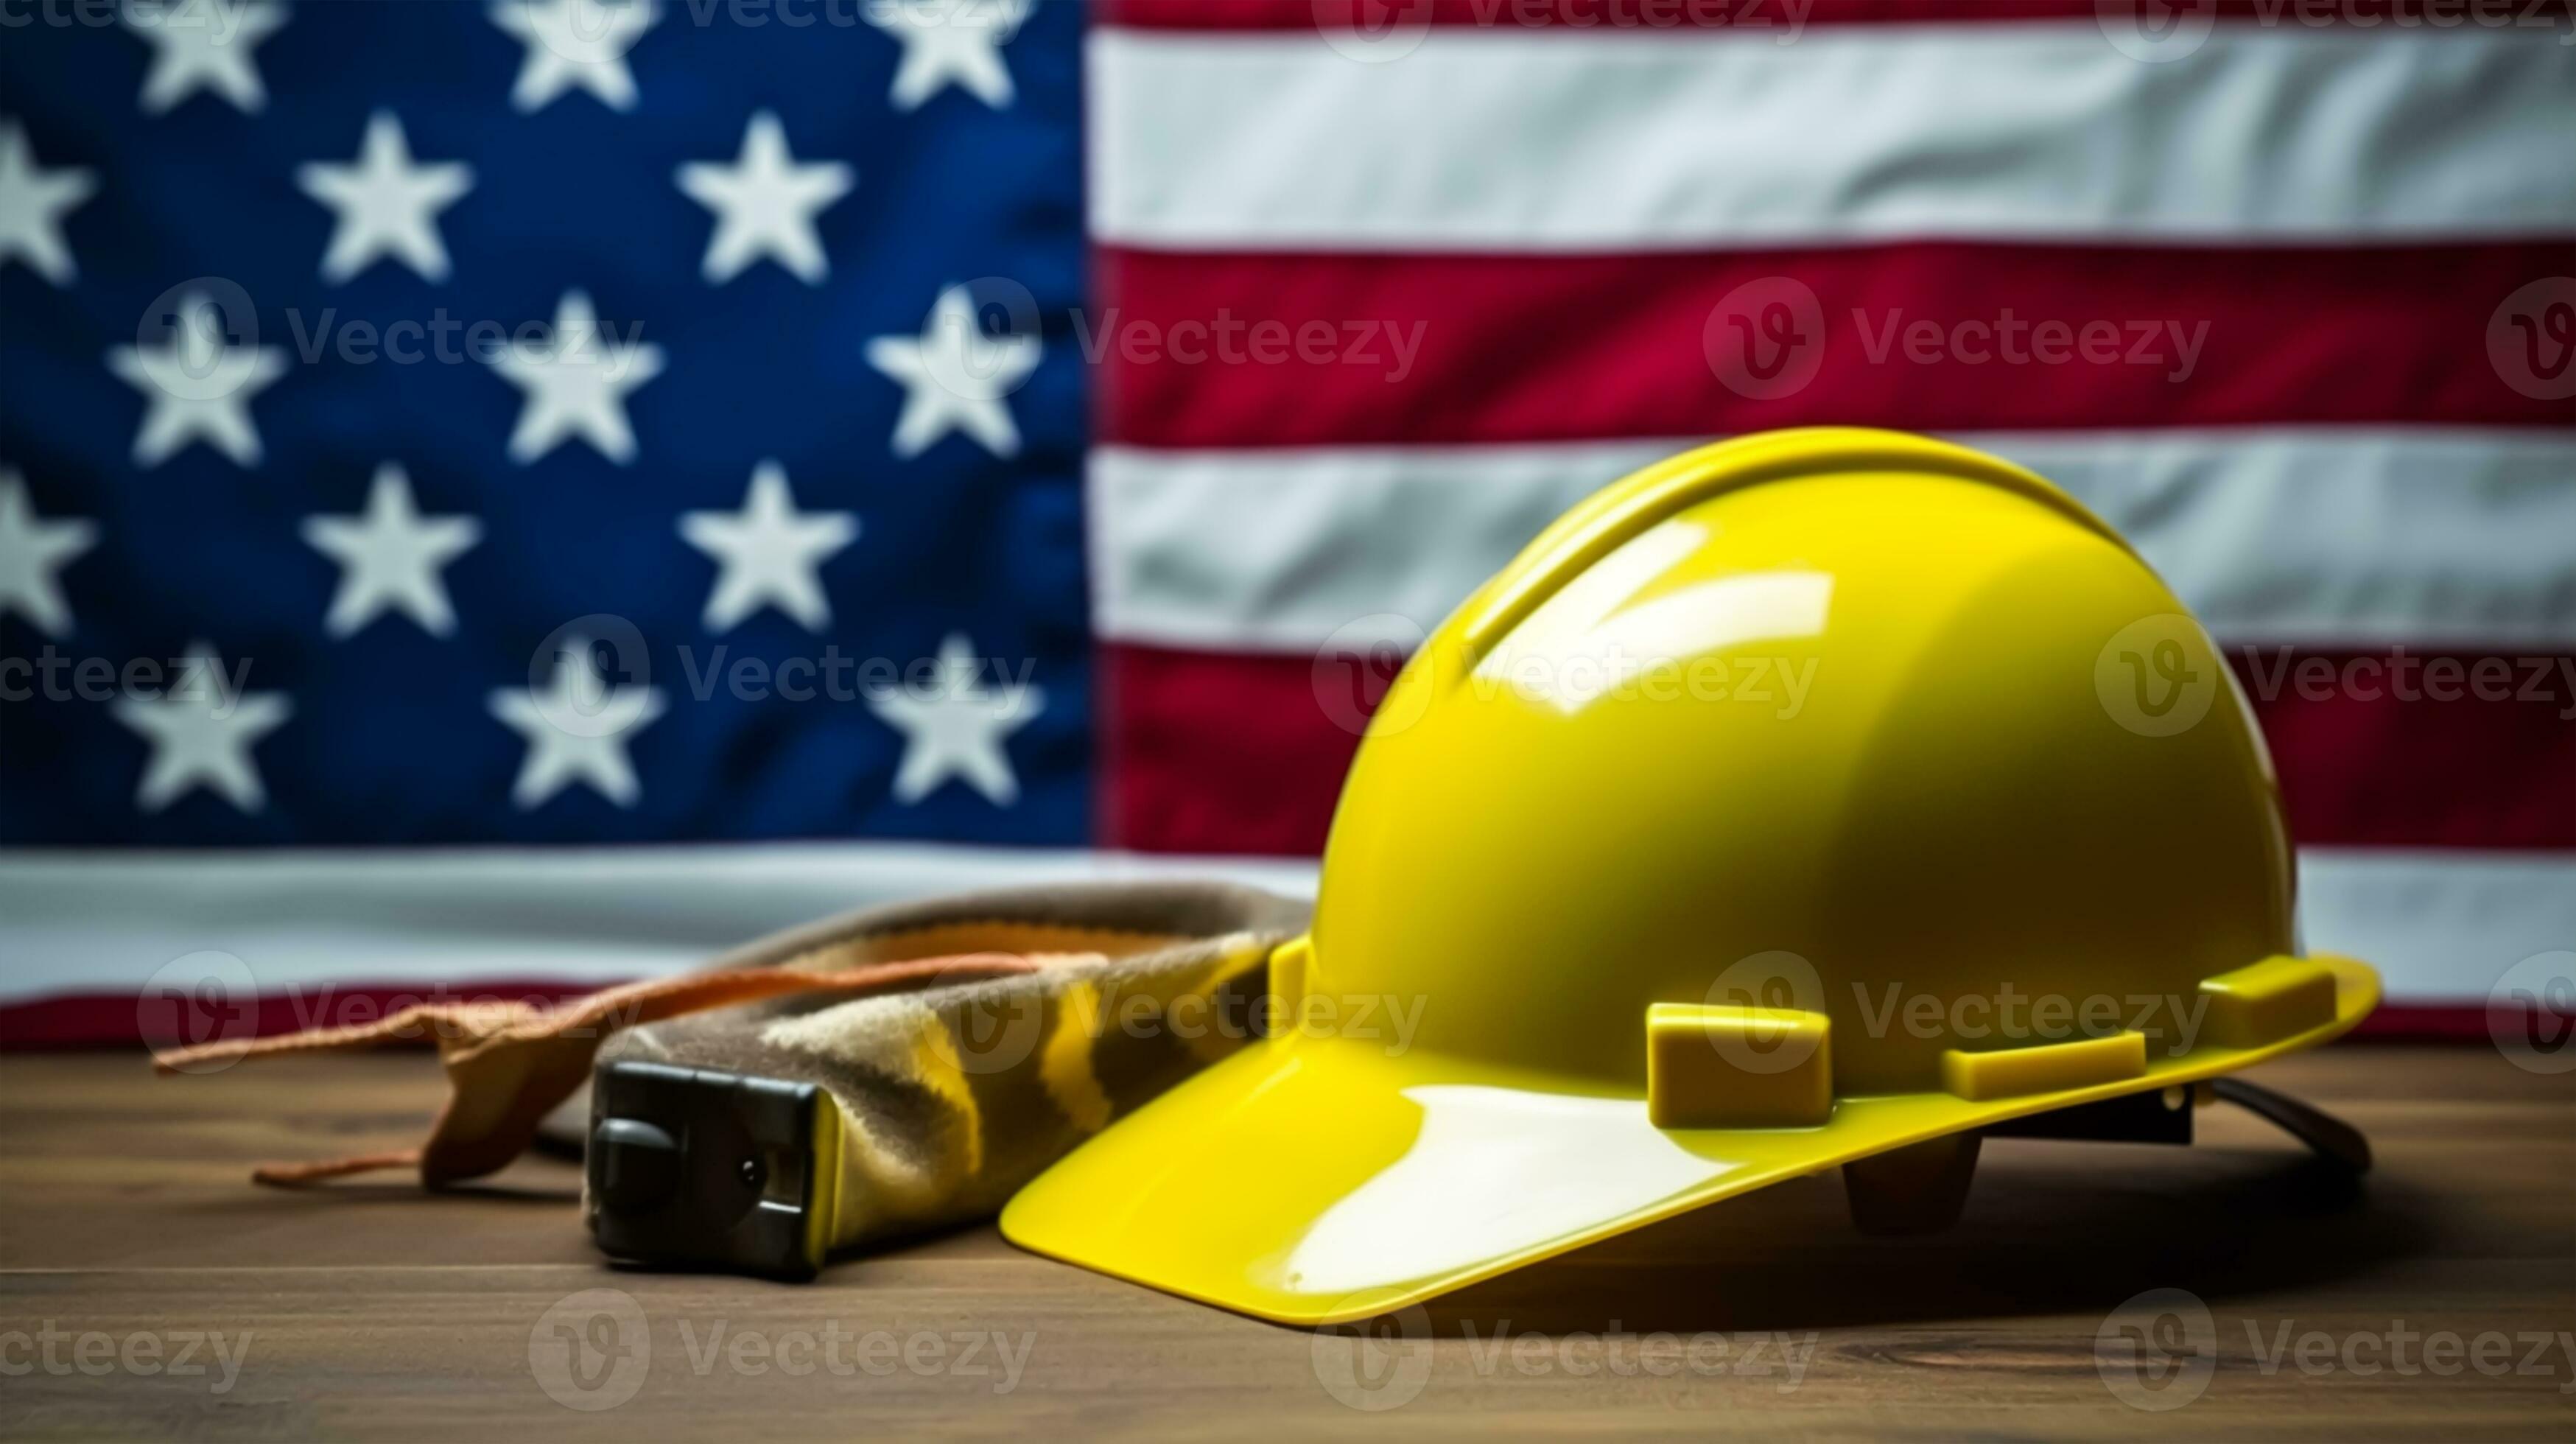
[1000,958,2379,1326]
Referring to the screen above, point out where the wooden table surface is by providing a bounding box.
[1,1043,2569,1440]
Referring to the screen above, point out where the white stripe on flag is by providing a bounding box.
[1090,430,2576,652]
[0,844,1322,1000]
[2299,847,2576,1006]
[0,847,2558,1011]
[1089,24,2576,249]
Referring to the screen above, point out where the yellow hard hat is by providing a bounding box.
[1004,428,2381,1325]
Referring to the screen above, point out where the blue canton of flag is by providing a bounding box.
[0,0,1089,847]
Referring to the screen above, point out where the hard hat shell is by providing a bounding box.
[1004,429,2379,1325]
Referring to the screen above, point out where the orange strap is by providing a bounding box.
[158,952,1064,1191]
[253,1149,426,1188]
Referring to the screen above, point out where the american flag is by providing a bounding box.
[1,0,2569,1042]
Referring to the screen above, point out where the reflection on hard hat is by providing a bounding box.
[1470,519,1831,715]
[1281,1085,1734,1297]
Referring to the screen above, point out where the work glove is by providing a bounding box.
[155,880,1310,1261]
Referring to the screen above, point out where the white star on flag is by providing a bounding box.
[679,460,858,633]
[106,291,289,469]
[491,0,660,113]
[486,290,665,465]
[123,0,289,115]
[0,469,98,638]
[869,632,1042,807]
[866,283,1041,460]
[870,0,1028,112]
[112,644,292,813]
[298,112,474,284]
[490,637,667,809]
[302,463,482,638]
[676,110,854,286]
[0,122,97,286]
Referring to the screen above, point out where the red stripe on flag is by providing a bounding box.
[1096,243,2569,449]
[2239,648,2576,852]
[1101,642,2576,857]
[1101,0,2447,29]
[1100,641,1368,858]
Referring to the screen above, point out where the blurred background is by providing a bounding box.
[1,0,2569,1045]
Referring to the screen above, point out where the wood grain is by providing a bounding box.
[1,1045,2568,1440]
